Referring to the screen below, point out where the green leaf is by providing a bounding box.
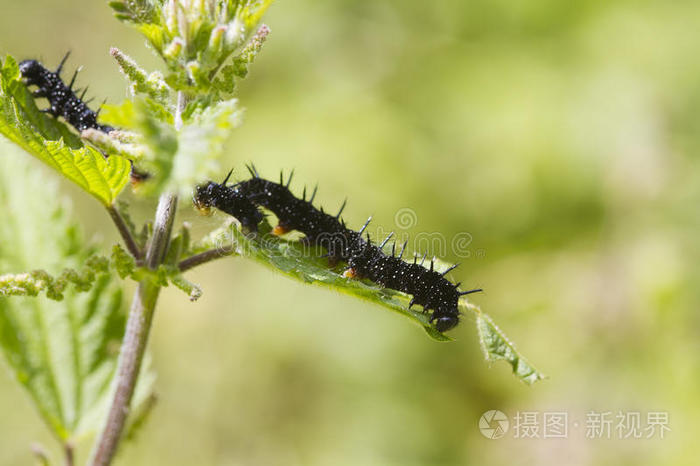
[108,0,162,25]
[109,1,272,93]
[472,307,546,385]
[169,273,203,302]
[0,55,131,206]
[110,47,171,104]
[0,256,110,301]
[167,99,242,196]
[0,152,155,441]
[231,24,270,79]
[102,97,241,197]
[111,244,137,280]
[188,219,451,341]
[186,219,545,383]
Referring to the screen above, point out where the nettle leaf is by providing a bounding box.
[108,0,162,25]
[0,153,155,442]
[169,99,242,195]
[185,219,544,382]
[102,97,241,198]
[193,221,414,338]
[471,306,545,385]
[110,0,272,93]
[0,256,110,301]
[111,47,171,104]
[0,55,131,206]
[188,220,449,340]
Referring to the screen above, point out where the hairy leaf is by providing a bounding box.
[0,153,155,441]
[168,99,242,195]
[102,97,241,197]
[185,218,544,382]
[471,306,545,385]
[111,47,171,104]
[0,55,131,206]
[109,0,272,93]
[0,256,110,301]
[188,220,450,339]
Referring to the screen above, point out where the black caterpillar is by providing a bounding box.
[19,53,113,133]
[194,167,482,332]
[19,54,149,181]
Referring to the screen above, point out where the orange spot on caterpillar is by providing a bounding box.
[273,224,290,236]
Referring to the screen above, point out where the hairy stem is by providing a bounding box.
[89,193,177,466]
[89,91,185,466]
[106,205,143,264]
[178,247,234,272]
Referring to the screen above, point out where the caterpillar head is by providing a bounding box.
[433,314,459,332]
[193,182,217,215]
[19,60,43,82]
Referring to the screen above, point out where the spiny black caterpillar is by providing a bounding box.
[194,167,482,332]
[19,53,149,181]
[19,53,113,133]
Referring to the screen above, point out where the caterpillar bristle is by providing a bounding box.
[399,240,407,259]
[56,51,70,75]
[358,216,372,235]
[336,199,347,219]
[379,232,394,249]
[222,169,234,185]
[458,288,483,296]
[68,69,79,90]
[442,263,459,276]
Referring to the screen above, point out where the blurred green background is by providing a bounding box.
[1,0,699,465]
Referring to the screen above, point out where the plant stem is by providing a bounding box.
[106,205,143,264]
[178,247,233,272]
[89,193,177,466]
[64,442,74,466]
[89,91,186,466]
